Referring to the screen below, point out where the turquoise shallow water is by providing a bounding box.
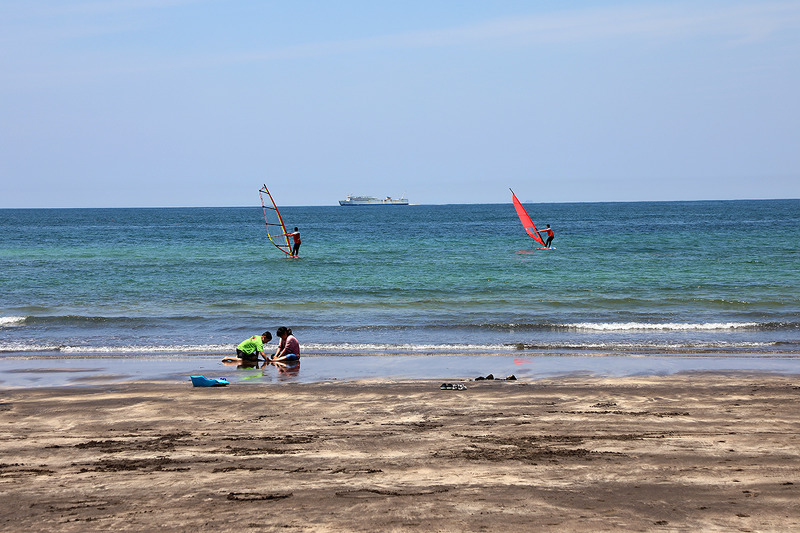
[1,199,799,384]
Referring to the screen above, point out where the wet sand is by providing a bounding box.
[1,373,799,531]
[3,353,800,388]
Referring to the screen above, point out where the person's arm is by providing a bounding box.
[273,339,294,361]
[271,341,286,360]
[255,337,267,359]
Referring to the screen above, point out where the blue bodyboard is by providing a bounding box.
[190,375,229,387]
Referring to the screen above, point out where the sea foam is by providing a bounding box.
[566,322,759,331]
[0,316,26,327]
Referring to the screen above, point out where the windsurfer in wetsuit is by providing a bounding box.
[285,227,301,256]
[538,224,554,248]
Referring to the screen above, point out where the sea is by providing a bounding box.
[1,199,799,386]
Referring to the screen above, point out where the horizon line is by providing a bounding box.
[1,197,798,210]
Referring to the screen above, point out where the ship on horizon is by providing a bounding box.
[339,195,409,206]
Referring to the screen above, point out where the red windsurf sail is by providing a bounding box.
[511,189,545,246]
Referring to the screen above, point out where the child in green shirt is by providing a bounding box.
[222,331,272,363]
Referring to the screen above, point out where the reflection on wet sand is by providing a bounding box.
[220,359,300,381]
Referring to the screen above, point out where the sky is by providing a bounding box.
[1,1,799,207]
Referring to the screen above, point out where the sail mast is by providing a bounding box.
[259,185,293,255]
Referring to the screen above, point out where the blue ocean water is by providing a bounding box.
[1,200,799,367]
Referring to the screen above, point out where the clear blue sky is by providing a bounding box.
[2,1,799,207]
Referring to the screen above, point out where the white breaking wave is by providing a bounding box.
[302,342,511,353]
[517,341,774,350]
[0,342,60,352]
[0,339,780,356]
[60,344,233,354]
[0,316,26,327]
[1,342,514,354]
[566,322,759,331]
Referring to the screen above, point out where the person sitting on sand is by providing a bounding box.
[270,327,300,362]
[222,331,272,363]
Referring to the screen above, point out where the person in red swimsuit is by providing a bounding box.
[285,227,301,256]
[538,224,554,248]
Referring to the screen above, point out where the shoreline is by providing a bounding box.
[1,373,798,531]
[2,352,800,389]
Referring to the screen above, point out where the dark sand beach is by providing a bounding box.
[1,373,799,532]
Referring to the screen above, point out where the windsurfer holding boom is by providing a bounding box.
[538,224,554,248]
[284,227,301,257]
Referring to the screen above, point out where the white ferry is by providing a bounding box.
[339,195,409,206]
